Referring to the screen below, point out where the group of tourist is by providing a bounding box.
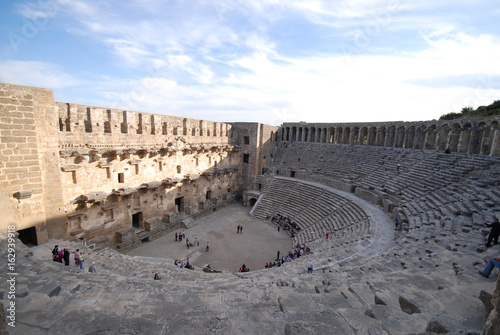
[238,264,249,272]
[174,258,194,270]
[267,214,302,237]
[175,230,209,251]
[51,245,85,270]
[264,243,312,269]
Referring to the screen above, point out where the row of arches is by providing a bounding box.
[280,119,500,156]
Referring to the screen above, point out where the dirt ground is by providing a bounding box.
[125,203,294,273]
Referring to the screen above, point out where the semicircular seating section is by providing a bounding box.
[252,176,371,248]
[267,141,500,250]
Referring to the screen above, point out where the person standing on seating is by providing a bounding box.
[485,217,500,248]
[307,260,313,274]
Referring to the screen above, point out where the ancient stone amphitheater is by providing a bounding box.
[1,83,500,334]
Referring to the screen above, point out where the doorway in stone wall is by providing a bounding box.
[175,197,184,213]
[132,212,143,229]
[18,226,38,246]
[249,198,257,207]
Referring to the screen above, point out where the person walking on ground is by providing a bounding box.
[479,256,500,278]
[206,241,210,252]
[79,252,85,270]
[485,217,500,248]
[237,225,240,234]
[175,232,178,241]
[74,249,81,266]
[307,260,313,274]
[240,226,243,234]
[63,248,71,266]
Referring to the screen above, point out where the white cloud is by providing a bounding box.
[0,61,79,89]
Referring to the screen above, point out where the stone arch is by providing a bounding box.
[248,197,258,207]
[343,127,351,144]
[425,125,437,150]
[385,125,395,147]
[351,127,360,145]
[321,127,328,143]
[449,123,461,152]
[468,122,482,154]
[480,122,493,155]
[310,127,316,142]
[335,127,343,144]
[328,127,335,143]
[414,125,426,149]
[367,126,377,146]
[359,127,368,145]
[291,126,297,142]
[376,126,386,147]
[489,121,500,156]
[459,122,472,153]
[404,126,415,148]
[395,126,405,148]
[436,124,449,151]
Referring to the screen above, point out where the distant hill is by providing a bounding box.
[440,100,500,120]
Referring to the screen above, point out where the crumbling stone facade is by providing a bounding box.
[0,83,278,249]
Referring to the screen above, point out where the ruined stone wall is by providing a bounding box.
[0,83,58,244]
[231,123,279,189]
[281,119,500,156]
[0,83,246,248]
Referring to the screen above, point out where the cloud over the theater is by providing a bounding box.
[0,0,499,124]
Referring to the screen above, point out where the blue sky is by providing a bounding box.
[0,0,499,125]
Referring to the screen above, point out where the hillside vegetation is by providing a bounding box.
[440,100,500,120]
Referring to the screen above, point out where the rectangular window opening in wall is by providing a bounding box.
[106,167,111,179]
[162,122,168,135]
[290,171,296,178]
[159,162,163,171]
[206,190,212,200]
[118,173,125,183]
[104,110,112,133]
[244,136,250,145]
[71,171,77,184]
[243,154,249,163]
[177,165,181,173]
[121,111,128,133]
[135,164,139,175]
[85,107,92,133]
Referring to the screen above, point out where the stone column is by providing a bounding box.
[490,128,500,157]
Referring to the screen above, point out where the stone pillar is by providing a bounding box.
[468,126,481,154]
[490,128,500,157]
[367,127,376,146]
[480,125,493,155]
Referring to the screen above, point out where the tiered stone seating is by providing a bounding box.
[3,142,499,335]
[270,142,500,249]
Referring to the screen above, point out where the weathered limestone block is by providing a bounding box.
[482,276,500,335]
